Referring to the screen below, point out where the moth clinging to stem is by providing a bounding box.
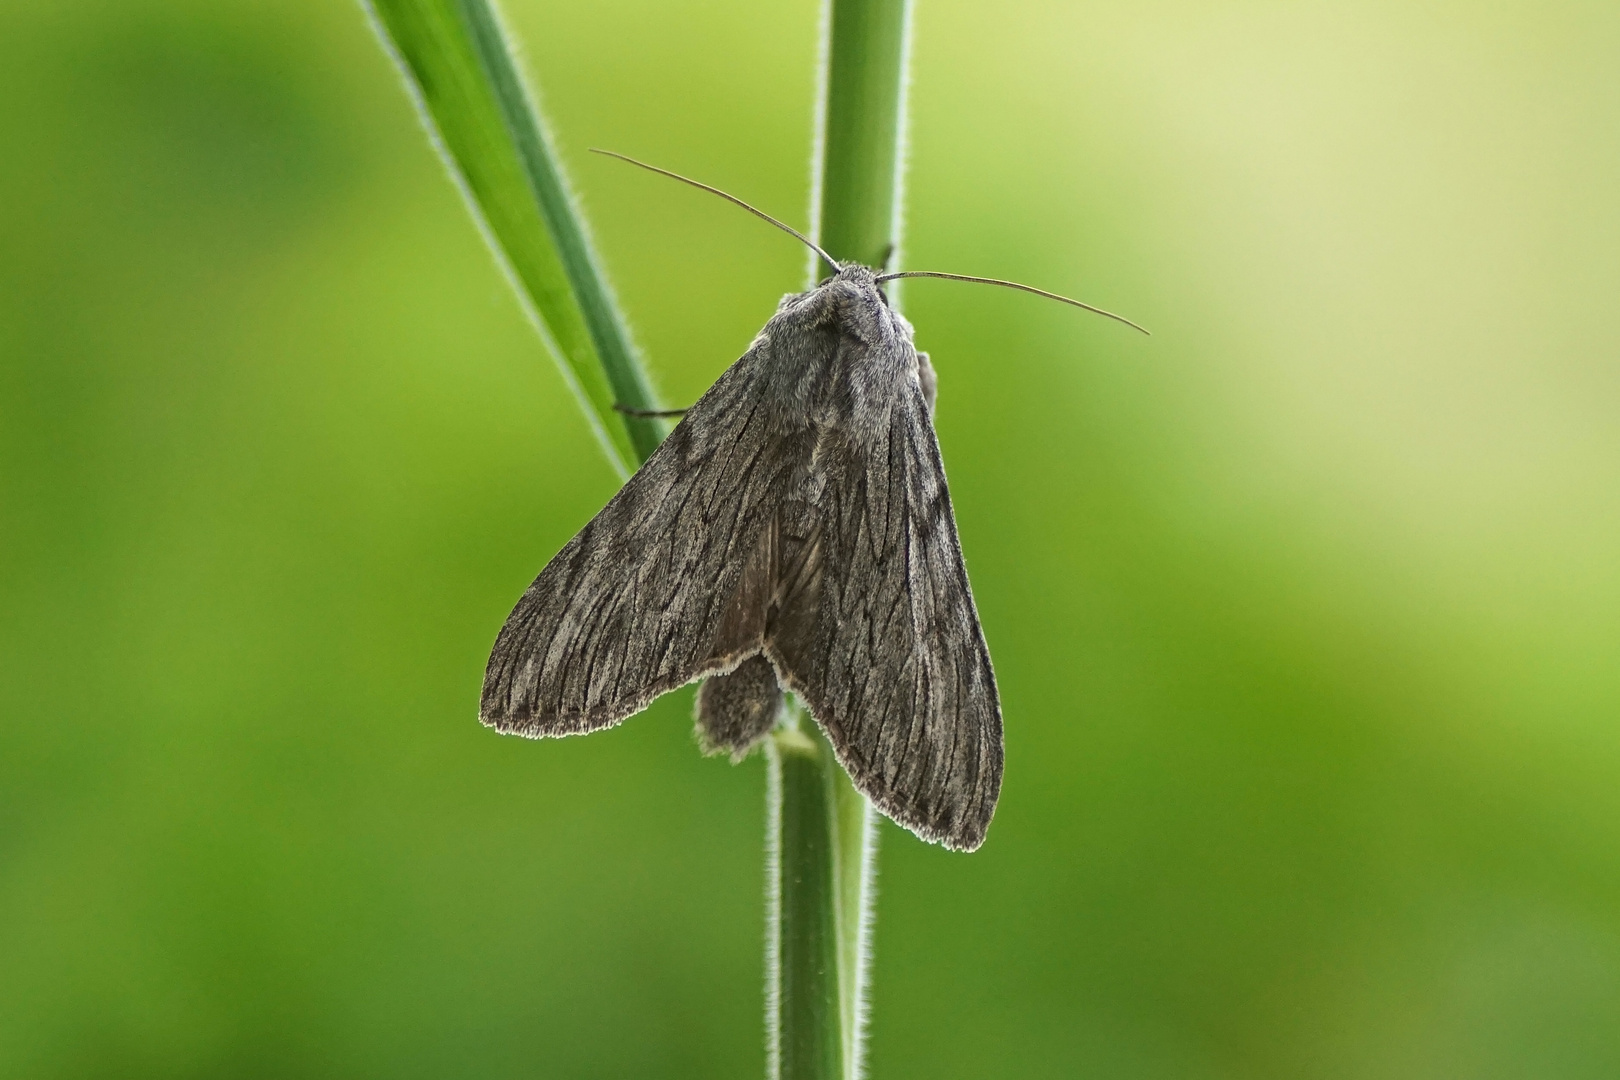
[480,150,1146,851]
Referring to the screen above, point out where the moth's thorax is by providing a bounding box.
[756,263,924,440]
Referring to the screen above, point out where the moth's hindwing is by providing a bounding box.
[695,653,784,760]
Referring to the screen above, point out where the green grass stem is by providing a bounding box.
[769,3,913,1077]
[769,710,845,1079]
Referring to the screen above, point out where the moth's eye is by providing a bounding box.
[875,288,891,307]
[817,276,836,288]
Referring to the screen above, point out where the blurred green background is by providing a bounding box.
[4,0,1619,1076]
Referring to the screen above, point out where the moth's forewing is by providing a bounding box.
[480,350,798,736]
[765,369,1001,851]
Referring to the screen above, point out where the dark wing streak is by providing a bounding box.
[875,424,926,791]
[871,438,928,795]
[568,576,618,712]
[878,487,922,786]
[711,435,774,561]
[895,423,947,803]
[686,422,779,656]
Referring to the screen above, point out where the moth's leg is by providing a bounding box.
[879,241,896,273]
[613,403,689,418]
[917,351,937,417]
[695,654,784,761]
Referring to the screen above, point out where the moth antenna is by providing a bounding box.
[876,271,1150,335]
[590,149,840,272]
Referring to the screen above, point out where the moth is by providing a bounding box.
[480,151,1145,851]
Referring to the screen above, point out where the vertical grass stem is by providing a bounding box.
[770,3,913,1077]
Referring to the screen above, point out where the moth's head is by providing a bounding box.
[812,263,882,293]
[831,262,880,289]
[809,263,910,347]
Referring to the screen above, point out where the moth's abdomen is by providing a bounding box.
[695,654,782,761]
